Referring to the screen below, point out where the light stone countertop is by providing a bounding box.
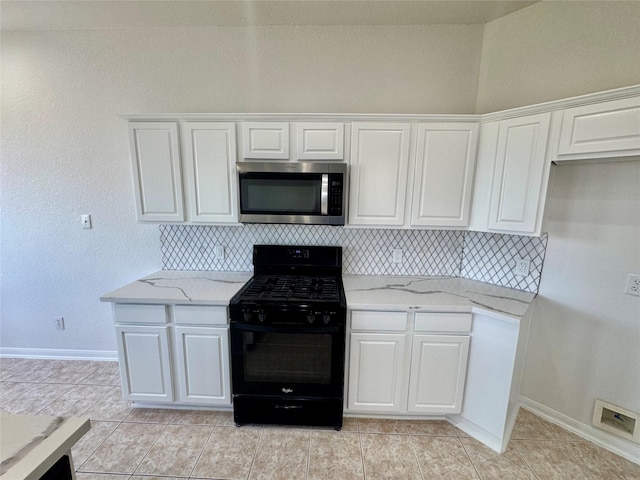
[0,413,90,479]
[100,270,252,305]
[343,275,536,323]
[100,270,535,323]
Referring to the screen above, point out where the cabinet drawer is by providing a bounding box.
[414,313,472,333]
[351,310,407,332]
[113,304,168,325]
[174,305,228,326]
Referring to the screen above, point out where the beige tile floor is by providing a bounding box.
[1,357,639,480]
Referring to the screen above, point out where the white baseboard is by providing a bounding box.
[0,347,118,362]
[447,414,506,453]
[520,396,640,465]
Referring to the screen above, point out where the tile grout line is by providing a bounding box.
[244,426,264,480]
[306,429,312,480]
[186,422,217,480]
[406,431,426,480]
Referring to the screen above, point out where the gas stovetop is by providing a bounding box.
[229,245,346,322]
[236,275,340,302]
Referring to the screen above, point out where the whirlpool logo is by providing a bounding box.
[281,387,293,394]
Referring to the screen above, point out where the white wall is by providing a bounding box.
[0,25,483,353]
[476,1,640,113]
[522,160,640,427]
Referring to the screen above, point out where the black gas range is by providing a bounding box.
[229,245,346,429]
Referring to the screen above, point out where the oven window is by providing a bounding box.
[242,331,332,384]
[241,176,321,214]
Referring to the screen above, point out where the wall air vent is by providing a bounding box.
[592,399,640,443]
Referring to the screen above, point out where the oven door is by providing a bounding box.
[230,322,345,398]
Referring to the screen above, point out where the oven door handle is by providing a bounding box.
[273,404,303,410]
[231,323,341,334]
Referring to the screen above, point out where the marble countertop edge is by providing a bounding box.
[0,414,90,480]
[100,271,535,322]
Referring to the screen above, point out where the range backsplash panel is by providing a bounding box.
[159,224,548,293]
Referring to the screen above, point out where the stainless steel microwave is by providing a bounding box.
[237,162,347,225]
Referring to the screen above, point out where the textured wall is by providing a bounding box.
[521,161,640,432]
[475,1,640,113]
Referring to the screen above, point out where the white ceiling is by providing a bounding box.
[1,0,539,31]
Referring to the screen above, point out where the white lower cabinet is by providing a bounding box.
[174,326,231,405]
[407,334,470,414]
[348,333,407,412]
[112,303,231,407]
[115,324,174,402]
[346,310,471,415]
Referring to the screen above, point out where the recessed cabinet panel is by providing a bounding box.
[128,122,184,222]
[488,113,551,233]
[557,97,640,158]
[242,122,289,159]
[348,333,407,412]
[411,123,479,227]
[414,312,472,333]
[113,303,168,325]
[174,305,228,326]
[408,334,470,414]
[174,326,230,405]
[351,310,407,332]
[116,325,173,402]
[296,122,344,160]
[349,123,411,226]
[183,122,238,223]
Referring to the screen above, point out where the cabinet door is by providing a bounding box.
[347,332,407,412]
[115,325,173,402]
[349,123,411,226]
[411,123,479,227]
[408,334,470,414]
[295,122,344,160]
[242,122,289,159]
[174,326,231,405]
[556,97,640,159]
[128,122,184,222]
[182,122,238,223]
[487,113,551,233]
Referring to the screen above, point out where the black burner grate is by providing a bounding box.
[241,275,339,301]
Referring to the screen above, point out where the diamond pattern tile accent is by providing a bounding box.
[159,225,548,293]
[460,231,548,293]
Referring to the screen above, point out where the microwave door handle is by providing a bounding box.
[321,174,329,215]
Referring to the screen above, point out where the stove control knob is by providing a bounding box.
[307,313,316,324]
[258,311,267,323]
[322,313,331,325]
[243,310,252,322]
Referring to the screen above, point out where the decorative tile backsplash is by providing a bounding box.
[159,224,548,293]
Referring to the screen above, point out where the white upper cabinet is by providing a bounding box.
[295,122,344,160]
[410,123,479,227]
[348,122,411,226]
[242,122,289,159]
[487,113,551,234]
[553,96,640,161]
[182,122,238,223]
[470,113,552,236]
[128,122,184,222]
